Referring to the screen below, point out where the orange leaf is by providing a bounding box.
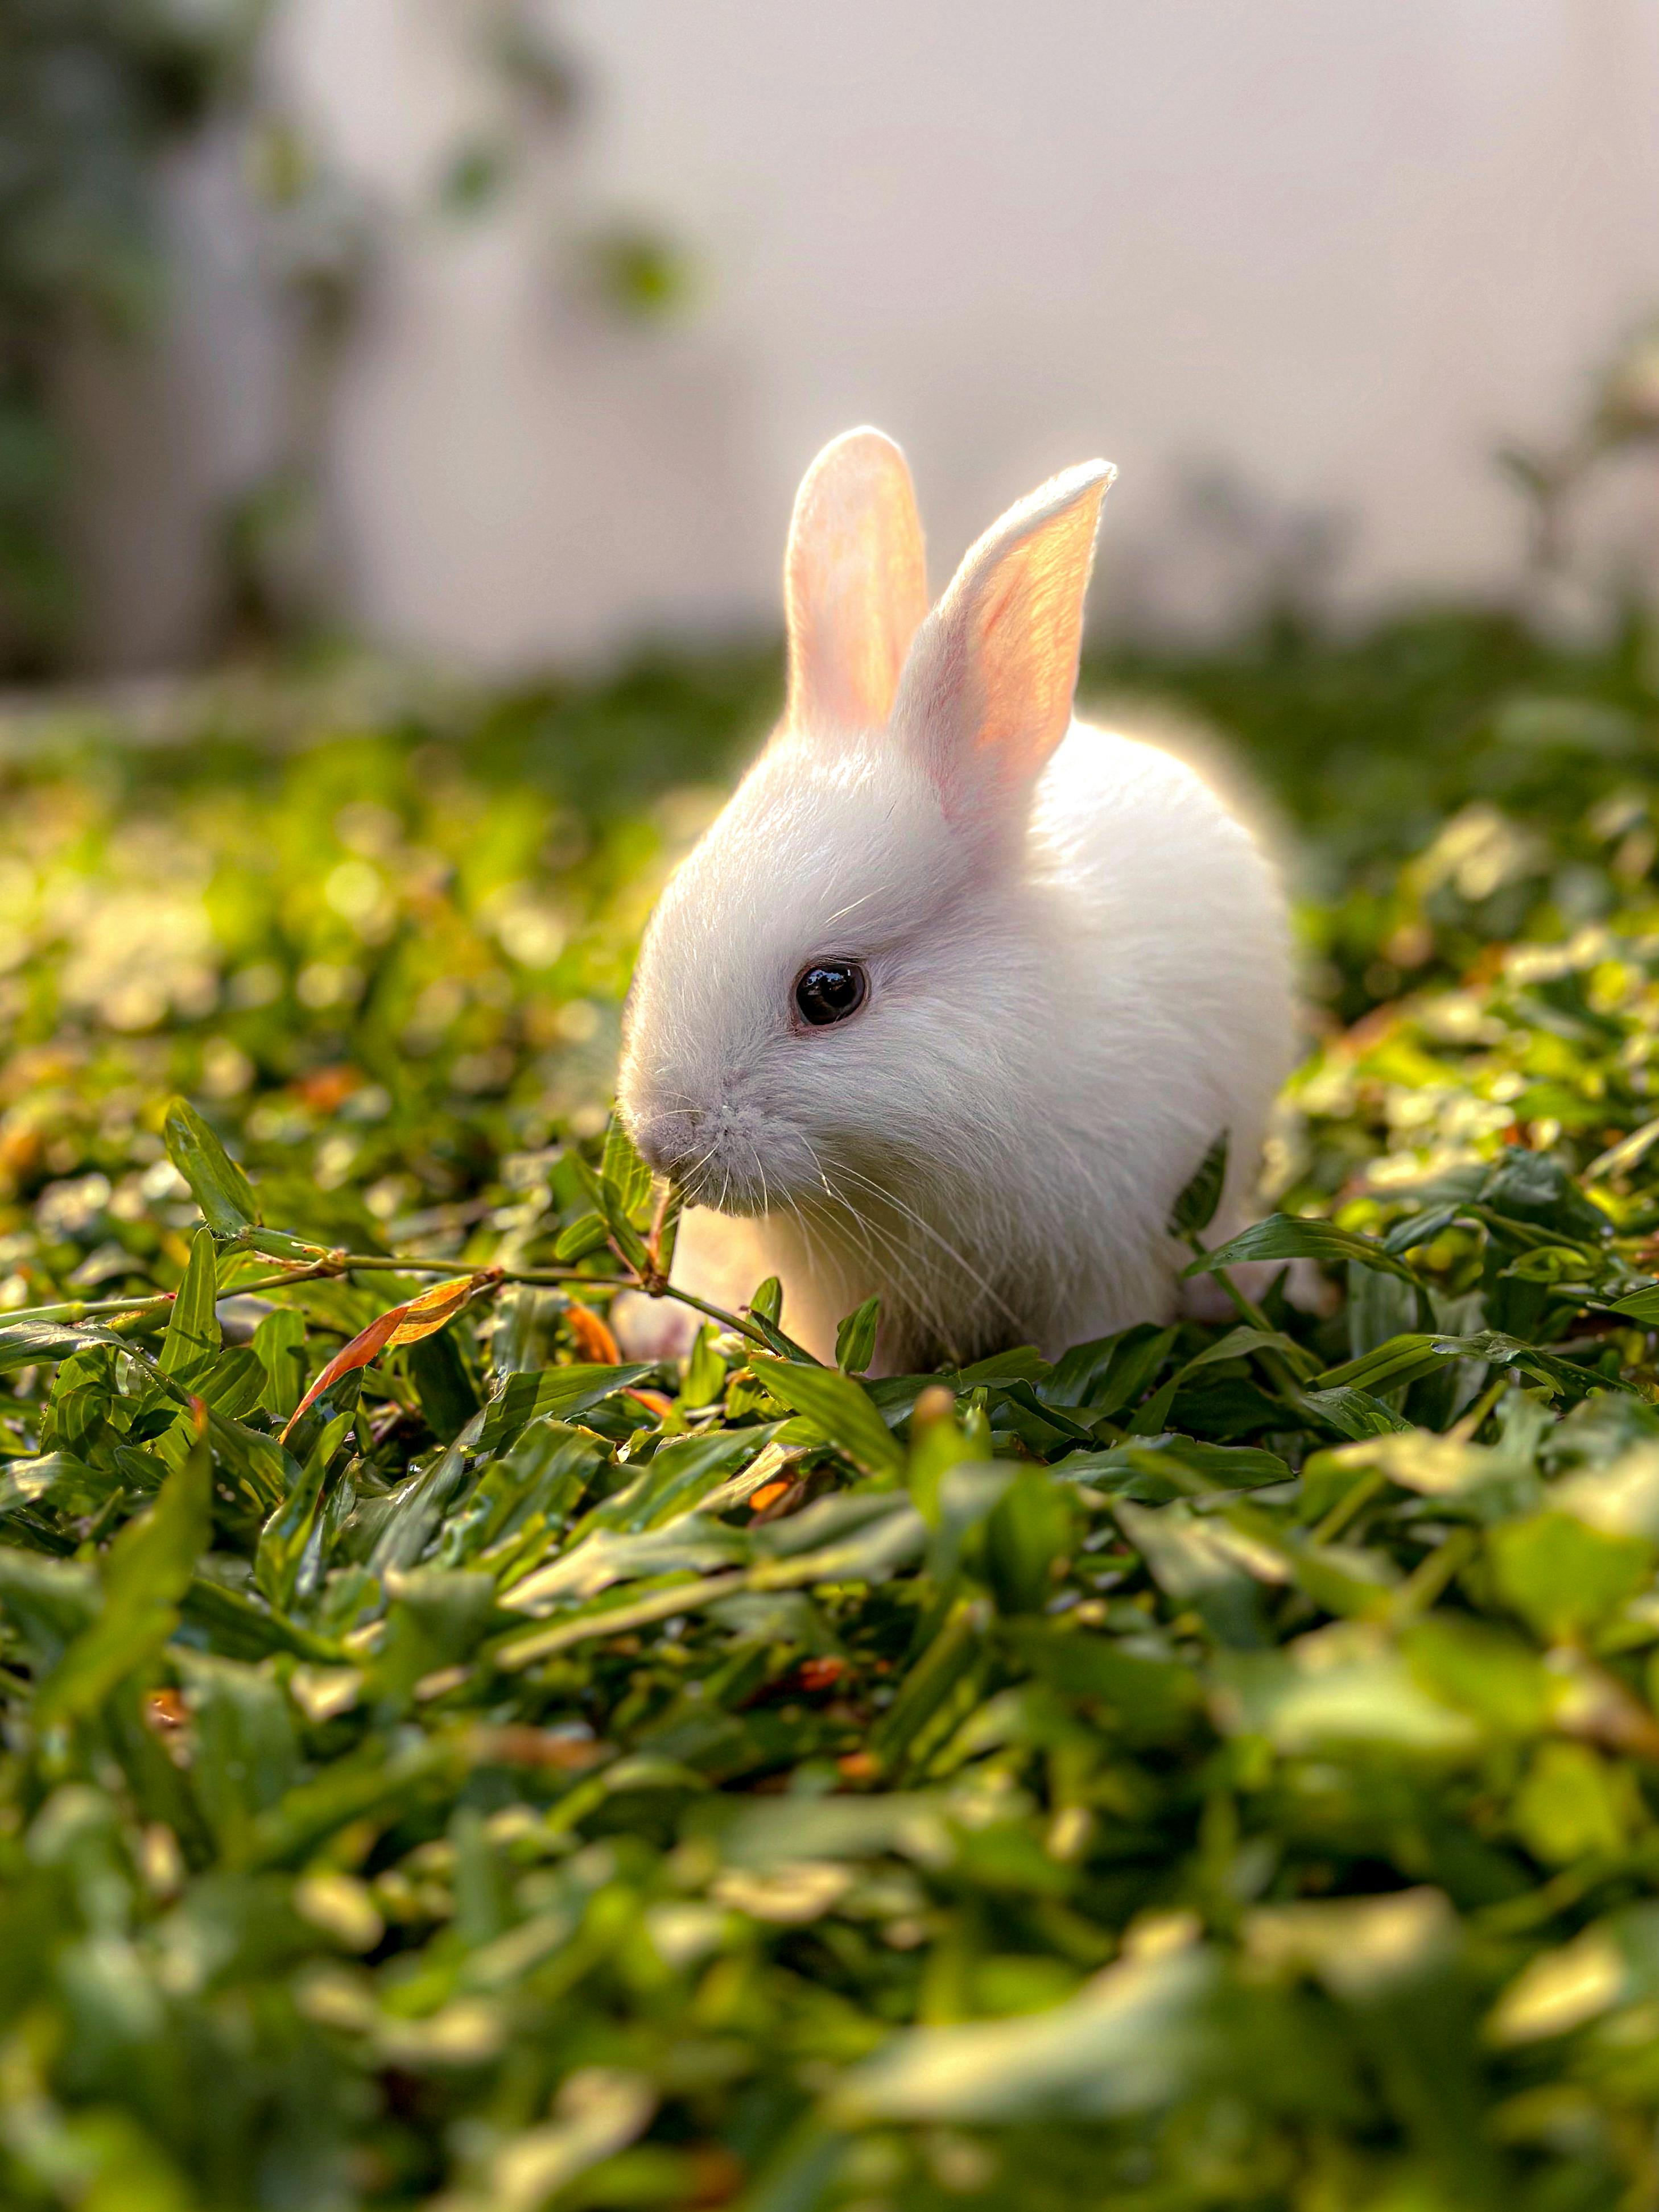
[564,1301,621,1365]
[386,1271,493,1347]
[279,1271,497,1444]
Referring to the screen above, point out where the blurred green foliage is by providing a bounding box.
[0,0,265,669]
[0,608,1658,2207]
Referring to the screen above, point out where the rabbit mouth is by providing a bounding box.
[626,1099,810,1218]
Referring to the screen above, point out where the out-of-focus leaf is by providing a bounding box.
[985,1469,1074,1614]
[1488,1512,1654,1642]
[835,1941,1216,2121]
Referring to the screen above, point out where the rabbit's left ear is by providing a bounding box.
[786,429,928,738]
[894,460,1113,827]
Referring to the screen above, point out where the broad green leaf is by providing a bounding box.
[163,1095,259,1237]
[477,1364,655,1451]
[553,1210,612,1264]
[252,1306,306,1419]
[36,1422,212,1724]
[746,1354,904,1478]
[601,1116,654,1219]
[197,1346,269,1420]
[0,1320,134,1373]
[1299,1385,1417,1439]
[835,1294,881,1375]
[180,1574,340,1663]
[158,1229,219,1388]
[1215,1628,1482,1757]
[1188,1215,1421,1285]
[681,1324,727,1409]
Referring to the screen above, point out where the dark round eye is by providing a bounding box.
[794,960,868,1027]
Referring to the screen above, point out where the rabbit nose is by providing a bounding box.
[633,1107,701,1179]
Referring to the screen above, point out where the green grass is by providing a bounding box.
[5,608,1659,2209]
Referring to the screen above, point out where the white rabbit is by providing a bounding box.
[616,429,1293,1372]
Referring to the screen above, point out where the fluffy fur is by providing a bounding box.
[617,429,1293,1370]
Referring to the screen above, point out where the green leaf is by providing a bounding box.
[1187,1214,1421,1285]
[985,1469,1074,1614]
[0,1320,134,1372]
[749,1276,784,1328]
[36,1421,212,1724]
[681,1325,726,1409]
[745,1355,905,1478]
[254,1413,349,1611]
[163,1096,259,1237]
[178,1649,299,1857]
[553,1210,612,1264]
[158,1229,220,1390]
[1488,1512,1654,1642]
[477,1364,655,1452]
[1169,1130,1229,1238]
[1299,1386,1418,1439]
[601,1117,654,1219]
[835,1295,881,1375]
[252,1307,306,1419]
[835,1942,1215,2122]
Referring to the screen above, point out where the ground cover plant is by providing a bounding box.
[4,611,1659,2208]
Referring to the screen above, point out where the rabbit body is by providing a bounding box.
[618,431,1293,1372]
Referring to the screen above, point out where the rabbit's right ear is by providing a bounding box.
[893,460,1113,837]
[785,429,928,739]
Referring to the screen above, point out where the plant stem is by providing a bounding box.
[2,1244,772,1361]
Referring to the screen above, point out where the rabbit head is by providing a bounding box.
[617,429,1113,1247]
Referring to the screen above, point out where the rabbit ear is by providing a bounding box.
[894,460,1114,826]
[785,428,928,738]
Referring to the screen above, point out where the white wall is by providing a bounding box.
[93,0,1659,669]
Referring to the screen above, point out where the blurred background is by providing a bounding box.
[7,0,1659,681]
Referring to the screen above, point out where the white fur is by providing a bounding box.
[617,437,1293,1371]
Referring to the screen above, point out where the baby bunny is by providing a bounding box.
[618,429,1293,1372]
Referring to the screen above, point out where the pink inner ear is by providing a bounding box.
[895,461,1111,819]
[785,430,928,738]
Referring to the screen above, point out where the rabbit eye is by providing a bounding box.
[794,961,868,1027]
